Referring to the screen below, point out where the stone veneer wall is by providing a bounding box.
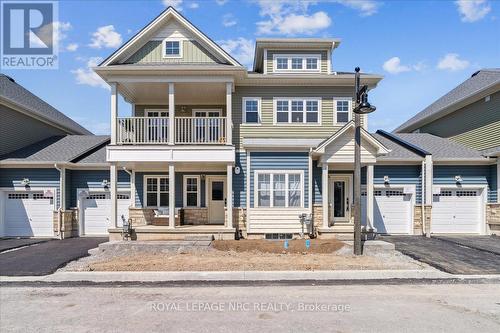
[52,209,78,238]
[129,208,155,226]
[487,203,500,234]
[313,204,323,229]
[183,208,208,225]
[413,206,423,235]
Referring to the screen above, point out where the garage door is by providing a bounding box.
[431,189,482,234]
[362,188,413,234]
[82,192,130,235]
[3,191,54,237]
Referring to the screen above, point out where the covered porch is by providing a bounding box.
[107,161,236,241]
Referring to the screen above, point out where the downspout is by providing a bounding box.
[122,167,132,176]
[54,163,63,239]
[421,160,426,236]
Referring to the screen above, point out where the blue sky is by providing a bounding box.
[2,0,499,134]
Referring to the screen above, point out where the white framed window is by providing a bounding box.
[192,109,221,117]
[242,97,261,124]
[162,38,182,58]
[145,176,169,208]
[183,176,200,207]
[334,98,352,124]
[145,109,168,117]
[273,54,321,73]
[255,171,303,208]
[274,98,321,124]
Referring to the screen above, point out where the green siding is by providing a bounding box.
[266,50,329,74]
[125,40,221,64]
[420,90,500,150]
[233,86,357,149]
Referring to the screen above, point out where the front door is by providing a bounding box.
[207,177,226,224]
[329,175,352,224]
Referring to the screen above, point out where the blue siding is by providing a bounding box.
[234,151,246,208]
[249,152,309,208]
[434,165,496,203]
[69,170,130,208]
[135,171,225,208]
[0,168,61,207]
[373,165,423,204]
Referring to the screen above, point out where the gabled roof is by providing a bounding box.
[0,74,92,135]
[372,133,423,161]
[391,133,487,160]
[314,121,390,155]
[480,146,500,157]
[99,7,241,67]
[0,136,109,164]
[395,69,500,132]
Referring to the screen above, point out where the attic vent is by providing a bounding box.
[471,70,480,77]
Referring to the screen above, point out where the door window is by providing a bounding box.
[333,181,346,218]
[211,181,224,201]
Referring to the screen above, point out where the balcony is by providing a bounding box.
[116,116,227,145]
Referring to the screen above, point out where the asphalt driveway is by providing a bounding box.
[0,237,106,276]
[382,235,500,275]
[0,238,51,252]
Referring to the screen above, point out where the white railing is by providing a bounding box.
[116,117,169,144]
[175,117,227,144]
[116,117,227,144]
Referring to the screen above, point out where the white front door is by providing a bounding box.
[431,188,482,234]
[3,191,54,237]
[329,175,352,223]
[82,192,130,235]
[207,177,225,225]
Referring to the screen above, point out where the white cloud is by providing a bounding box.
[437,53,470,71]
[334,0,380,16]
[188,2,199,9]
[163,0,183,10]
[455,0,491,22]
[66,43,79,52]
[383,57,411,74]
[71,57,109,90]
[32,21,72,48]
[216,0,228,5]
[89,25,122,49]
[218,37,254,68]
[222,14,237,27]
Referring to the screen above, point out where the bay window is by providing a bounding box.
[256,172,303,208]
[275,98,320,124]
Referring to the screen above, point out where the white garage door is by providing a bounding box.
[362,188,413,234]
[82,192,130,235]
[431,189,482,234]
[3,191,54,237]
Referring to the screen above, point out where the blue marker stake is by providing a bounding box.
[284,240,289,250]
[305,239,311,249]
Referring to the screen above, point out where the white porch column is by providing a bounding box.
[110,83,118,145]
[168,83,175,145]
[169,164,175,228]
[110,164,118,228]
[366,165,374,231]
[226,163,233,228]
[322,163,329,228]
[497,159,500,203]
[226,82,233,145]
[425,155,433,205]
[59,167,66,211]
[130,170,136,208]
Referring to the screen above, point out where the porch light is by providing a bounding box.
[384,176,390,184]
[455,175,463,183]
[102,179,109,188]
[21,178,30,186]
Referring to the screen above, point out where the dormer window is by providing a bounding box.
[163,38,182,58]
[273,54,321,73]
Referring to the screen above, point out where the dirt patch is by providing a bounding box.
[212,239,343,254]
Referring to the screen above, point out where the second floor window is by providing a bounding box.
[273,55,321,72]
[275,98,320,124]
[276,57,288,69]
[243,98,260,124]
[335,99,351,123]
[164,40,181,57]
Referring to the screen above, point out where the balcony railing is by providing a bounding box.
[116,117,227,145]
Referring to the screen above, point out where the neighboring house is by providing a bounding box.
[0,7,498,239]
[0,74,92,156]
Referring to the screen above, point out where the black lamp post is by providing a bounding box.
[353,67,376,255]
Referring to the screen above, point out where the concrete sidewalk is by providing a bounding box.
[3,269,500,284]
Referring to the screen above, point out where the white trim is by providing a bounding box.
[253,170,305,208]
[497,160,500,203]
[273,97,322,125]
[162,37,183,58]
[183,175,201,208]
[327,48,332,74]
[206,175,226,225]
[272,54,321,73]
[143,175,169,208]
[308,154,313,214]
[242,97,262,124]
[246,152,251,232]
[263,49,268,75]
[333,97,352,125]
[328,174,353,223]
[431,184,487,235]
[191,109,222,117]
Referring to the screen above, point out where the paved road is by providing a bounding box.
[0,238,51,252]
[0,237,106,276]
[382,236,500,274]
[1,283,499,332]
